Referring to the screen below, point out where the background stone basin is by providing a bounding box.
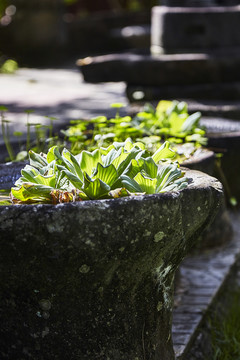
[200,117,240,204]
[181,148,215,176]
[0,168,223,360]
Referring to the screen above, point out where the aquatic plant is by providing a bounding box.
[10,139,188,204]
[62,100,206,157]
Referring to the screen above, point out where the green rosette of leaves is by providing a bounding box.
[10,139,188,204]
[135,100,207,146]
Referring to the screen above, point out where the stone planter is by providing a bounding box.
[0,164,223,360]
[180,148,232,249]
[180,149,233,249]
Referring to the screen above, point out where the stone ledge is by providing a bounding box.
[126,82,240,102]
[78,50,240,86]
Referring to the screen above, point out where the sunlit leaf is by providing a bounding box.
[79,149,102,176]
[152,141,175,163]
[11,183,53,203]
[181,112,201,132]
[134,172,157,194]
[82,174,110,199]
[58,168,83,190]
[29,150,48,168]
[120,175,143,193]
[92,163,119,187]
[156,163,186,192]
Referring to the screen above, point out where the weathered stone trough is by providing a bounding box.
[0,164,223,360]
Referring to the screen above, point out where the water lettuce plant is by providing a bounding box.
[135,100,206,145]
[10,139,188,204]
[1,100,206,164]
[62,100,207,155]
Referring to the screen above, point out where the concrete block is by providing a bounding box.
[151,5,240,54]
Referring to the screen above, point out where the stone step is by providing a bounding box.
[161,0,218,6]
[78,49,240,87]
[126,82,240,102]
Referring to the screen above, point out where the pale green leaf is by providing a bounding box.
[62,148,83,181]
[57,168,83,190]
[29,150,48,168]
[82,174,110,199]
[11,183,53,203]
[120,175,143,193]
[92,163,119,187]
[156,163,183,192]
[79,149,102,176]
[122,158,144,178]
[181,112,201,132]
[152,141,175,163]
[134,172,157,194]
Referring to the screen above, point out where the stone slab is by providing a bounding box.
[126,82,240,102]
[151,6,240,54]
[78,50,240,86]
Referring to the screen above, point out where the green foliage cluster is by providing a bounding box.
[62,100,206,157]
[1,100,206,164]
[10,139,188,204]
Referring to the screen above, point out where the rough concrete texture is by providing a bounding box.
[0,168,223,360]
[151,6,240,54]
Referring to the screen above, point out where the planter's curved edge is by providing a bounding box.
[181,148,215,175]
[0,169,223,253]
[178,168,224,252]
